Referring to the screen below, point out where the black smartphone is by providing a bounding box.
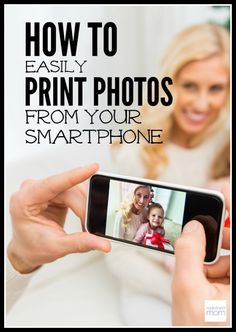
[85,172,225,264]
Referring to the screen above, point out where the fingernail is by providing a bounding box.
[183,220,201,234]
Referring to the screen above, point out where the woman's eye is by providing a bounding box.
[182,82,196,90]
[210,85,224,93]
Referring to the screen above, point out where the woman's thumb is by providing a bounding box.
[174,220,206,281]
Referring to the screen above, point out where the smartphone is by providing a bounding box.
[85,172,225,264]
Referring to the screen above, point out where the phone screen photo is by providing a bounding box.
[86,173,224,263]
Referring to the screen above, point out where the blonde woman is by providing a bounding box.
[113,23,230,188]
[113,185,151,241]
[106,23,230,326]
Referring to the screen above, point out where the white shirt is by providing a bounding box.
[113,128,228,187]
[6,256,35,313]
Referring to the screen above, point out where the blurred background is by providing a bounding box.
[5,4,230,327]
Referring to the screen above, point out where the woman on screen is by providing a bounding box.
[113,185,151,241]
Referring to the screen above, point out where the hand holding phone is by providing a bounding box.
[85,172,225,264]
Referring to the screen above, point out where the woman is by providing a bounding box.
[106,23,230,326]
[113,23,230,188]
[113,185,151,240]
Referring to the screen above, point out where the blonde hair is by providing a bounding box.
[209,140,230,179]
[114,23,230,180]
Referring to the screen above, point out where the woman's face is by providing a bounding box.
[133,187,150,210]
[173,56,229,138]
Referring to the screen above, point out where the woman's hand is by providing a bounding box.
[7,163,111,274]
[172,182,230,326]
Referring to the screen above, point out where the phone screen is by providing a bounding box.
[86,174,224,263]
